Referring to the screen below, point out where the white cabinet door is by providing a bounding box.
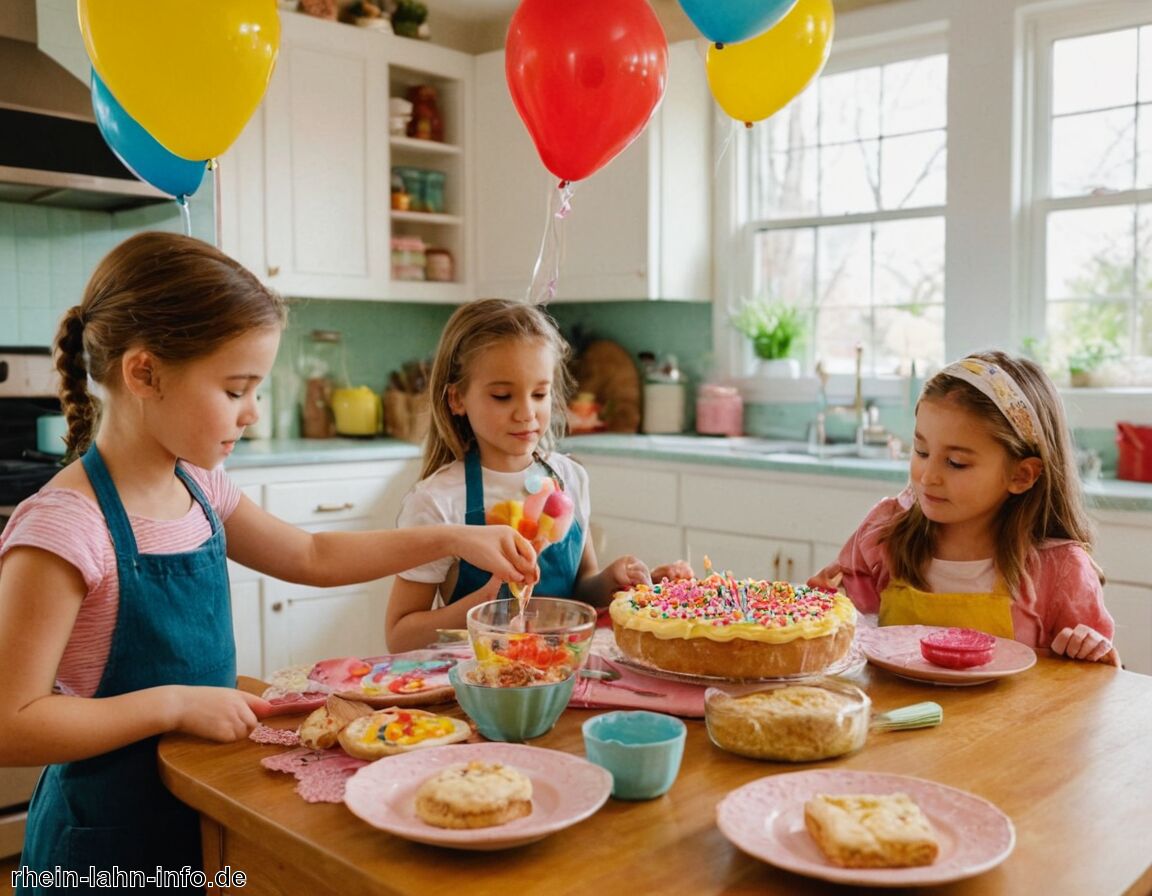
[261,15,390,299]
[684,527,811,582]
[262,577,389,673]
[474,41,711,302]
[230,579,263,680]
[1105,582,1152,676]
[593,516,684,570]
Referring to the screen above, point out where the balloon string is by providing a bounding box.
[177,196,192,236]
[713,112,737,180]
[526,180,576,305]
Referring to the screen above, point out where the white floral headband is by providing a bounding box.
[939,357,1042,450]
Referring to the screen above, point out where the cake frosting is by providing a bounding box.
[610,575,856,678]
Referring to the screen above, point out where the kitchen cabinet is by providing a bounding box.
[572,455,891,577]
[226,458,421,677]
[474,41,712,302]
[217,12,472,303]
[1092,510,1152,676]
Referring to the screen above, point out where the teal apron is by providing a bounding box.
[19,446,235,895]
[449,449,583,603]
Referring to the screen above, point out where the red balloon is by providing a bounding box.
[506,0,668,183]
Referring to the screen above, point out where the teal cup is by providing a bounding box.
[582,710,687,800]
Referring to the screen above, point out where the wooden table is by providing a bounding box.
[159,657,1152,896]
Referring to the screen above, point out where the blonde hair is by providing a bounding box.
[882,349,1096,593]
[421,299,574,479]
[54,231,286,459]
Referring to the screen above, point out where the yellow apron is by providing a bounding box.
[879,578,1015,639]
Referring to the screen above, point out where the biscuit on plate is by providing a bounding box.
[804,792,939,868]
[414,761,533,829]
[337,707,471,760]
[298,695,374,750]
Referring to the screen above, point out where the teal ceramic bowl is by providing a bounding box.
[449,661,576,742]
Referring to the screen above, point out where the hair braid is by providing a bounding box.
[53,307,99,460]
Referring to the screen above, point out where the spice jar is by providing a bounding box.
[696,384,744,437]
[296,330,347,439]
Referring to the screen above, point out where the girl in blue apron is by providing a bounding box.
[0,233,536,894]
[386,299,691,652]
[809,351,1117,665]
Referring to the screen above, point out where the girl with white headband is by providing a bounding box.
[810,350,1118,665]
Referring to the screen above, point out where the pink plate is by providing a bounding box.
[717,769,1015,887]
[859,625,1036,685]
[343,743,611,850]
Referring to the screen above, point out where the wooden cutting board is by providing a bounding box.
[571,339,641,433]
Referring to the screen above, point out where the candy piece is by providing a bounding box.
[517,517,539,539]
[549,508,574,542]
[487,500,523,531]
[522,476,554,521]
[543,489,573,519]
[535,513,555,542]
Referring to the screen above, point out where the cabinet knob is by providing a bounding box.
[271,601,283,613]
[315,502,355,513]
[267,265,280,277]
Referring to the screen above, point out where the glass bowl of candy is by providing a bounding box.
[466,598,597,684]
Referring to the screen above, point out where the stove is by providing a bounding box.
[0,348,59,856]
[0,347,62,508]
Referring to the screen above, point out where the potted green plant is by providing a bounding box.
[1064,304,1125,387]
[391,0,428,39]
[731,300,806,377]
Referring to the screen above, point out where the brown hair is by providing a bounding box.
[421,298,574,479]
[54,231,286,458]
[882,350,1096,593]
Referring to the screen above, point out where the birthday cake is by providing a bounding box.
[609,576,856,679]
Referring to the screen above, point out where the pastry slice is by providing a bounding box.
[804,792,939,868]
[337,707,471,759]
[415,761,533,829]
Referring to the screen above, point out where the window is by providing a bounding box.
[1028,9,1152,385]
[738,46,948,375]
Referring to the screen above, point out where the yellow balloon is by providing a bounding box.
[706,0,834,126]
[78,0,280,160]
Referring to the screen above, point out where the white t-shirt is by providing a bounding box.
[397,452,591,585]
[925,557,997,593]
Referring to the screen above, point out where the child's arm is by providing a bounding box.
[569,539,690,607]
[223,494,536,588]
[0,546,268,767]
[385,575,502,652]
[1050,624,1120,666]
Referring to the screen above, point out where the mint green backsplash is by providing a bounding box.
[0,182,216,346]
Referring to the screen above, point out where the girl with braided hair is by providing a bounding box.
[0,232,535,889]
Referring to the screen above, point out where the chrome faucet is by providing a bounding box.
[810,344,866,451]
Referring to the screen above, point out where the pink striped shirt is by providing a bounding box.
[0,464,242,697]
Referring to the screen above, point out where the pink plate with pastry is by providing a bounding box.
[261,650,466,713]
[717,769,1015,887]
[859,625,1036,685]
[343,743,612,850]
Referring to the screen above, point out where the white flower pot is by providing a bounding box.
[756,358,800,378]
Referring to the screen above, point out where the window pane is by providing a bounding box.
[1046,299,1130,368]
[753,227,815,303]
[873,217,944,307]
[819,139,880,215]
[820,68,880,144]
[1047,206,1136,299]
[813,305,871,370]
[880,131,947,208]
[1052,29,1137,115]
[1140,300,1152,355]
[1140,26,1152,103]
[1139,204,1152,296]
[1050,108,1136,195]
[816,223,871,308]
[882,55,948,135]
[1138,103,1152,189]
[874,304,945,372]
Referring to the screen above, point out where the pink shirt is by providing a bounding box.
[834,486,1114,650]
[0,463,242,697]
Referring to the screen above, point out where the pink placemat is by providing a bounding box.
[570,656,706,717]
[260,747,369,803]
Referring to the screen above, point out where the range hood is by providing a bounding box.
[0,24,170,212]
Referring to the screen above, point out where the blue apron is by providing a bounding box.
[19,446,235,895]
[448,450,583,603]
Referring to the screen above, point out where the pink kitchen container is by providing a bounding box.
[696,384,743,436]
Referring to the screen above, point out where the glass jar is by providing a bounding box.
[696,384,743,436]
[296,330,346,439]
[425,247,454,282]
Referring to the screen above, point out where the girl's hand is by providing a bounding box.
[171,686,268,742]
[807,563,844,590]
[650,560,694,582]
[1050,624,1120,665]
[455,525,537,583]
[605,554,653,591]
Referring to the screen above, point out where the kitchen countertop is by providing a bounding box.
[226,433,1152,513]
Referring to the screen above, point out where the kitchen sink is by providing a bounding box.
[640,434,900,460]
